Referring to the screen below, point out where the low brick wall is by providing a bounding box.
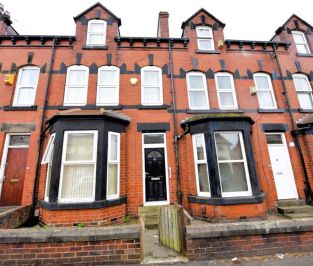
[186,218,313,260]
[0,224,141,265]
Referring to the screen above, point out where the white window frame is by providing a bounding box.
[192,134,210,197]
[215,72,238,109]
[13,66,40,107]
[58,130,98,203]
[141,66,163,105]
[187,72,210,110]
[292,31,310,54]
[253,73,277,109]
[214,131,252,197]
[86,19,107,46]
[96,66,119,106]
[196,26,215,51]
[106,132,120,200]
[63,65,89,106]
[292,73,313,109]
[41,133,55,202]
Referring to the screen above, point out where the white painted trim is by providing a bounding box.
[86,19,107,46]
[186,72,210,110]
[192,134,210,197]
[13,66,40,107]
[214,131,252,197]
[96,65,120,106]
[106,132,120,200]
[141,66,163,106]
[63,65,89,106]
[253,73,277,109]
[292,73,313,109]
[215,72,238,110]
[41,133,55,164]
[58,130,98,203]
[196,26,215,51]
[142,133,169,206]
[0,133,30,200]
[292,31,310,54]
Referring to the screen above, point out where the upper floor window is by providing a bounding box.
[13,66,40,106]
[141,66,163,105]
[292,74,313,109]
[87,20,107,46]
[215,72,238,109]
[97,66,119,106]
[253,73,277,109]
[64,65,89,106]
[196,26,214,51]
[187,72,209,109]
[292,31,310,54]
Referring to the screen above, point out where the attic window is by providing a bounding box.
[196,26,214,51]
[87,20,107,46]
[292,31,310,54]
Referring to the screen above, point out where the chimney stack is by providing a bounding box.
[157,11,169,38]
[0,3,18,35]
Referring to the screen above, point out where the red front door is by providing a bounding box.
[0,135,30,206]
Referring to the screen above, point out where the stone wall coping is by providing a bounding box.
[0,223,140,244]
[186,218,313,239]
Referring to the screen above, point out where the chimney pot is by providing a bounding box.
[3,10,10,18]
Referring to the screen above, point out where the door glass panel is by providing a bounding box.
[266,134,283,144]
[144,134,164,144]
[9,135,30,146]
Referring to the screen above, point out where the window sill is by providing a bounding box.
[187,109,244,114]
[196,49,220,54]
[188,193,264,205]
[296,53,313,58]
[82,45,108,50]
[39,196,127,210]
[3,105,37,111]
[139,105,169,110]
[258,108,284,113]
[298,108,313,113]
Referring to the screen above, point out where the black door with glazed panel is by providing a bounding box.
[145,147,167,202]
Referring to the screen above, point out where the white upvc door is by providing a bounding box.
[266,133,298,200]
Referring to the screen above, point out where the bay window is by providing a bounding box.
[107,132,120,199]
[13,66,40,106]
[64,65,89,106]
[97,66,119,105]
[253,73,277,109]
[215,72,238,109]
[187,72,209,109]
[292,74,313,109]
[141,66,163,105]
[87,19,107,46]
[58,131,97,203]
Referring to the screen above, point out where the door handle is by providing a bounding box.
[151,177,161,181]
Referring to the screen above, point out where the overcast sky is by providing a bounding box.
[1,0,312,40]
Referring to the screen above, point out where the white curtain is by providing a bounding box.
[298,93,313,109]
[143,70,159,85]
[66,133,94,161]
[257,91,274,108]
[144,87,160,103]
[190,91,206,108]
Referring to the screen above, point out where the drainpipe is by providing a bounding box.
[273,44,313,204]
[168,40,183,204]
[31,38,56,221]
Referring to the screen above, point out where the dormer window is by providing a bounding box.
[87,20,107,46]
[196,26,214,51]
[292,31,310,54]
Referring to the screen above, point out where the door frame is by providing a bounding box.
[142,132,170,206]
[266,132,298,200]
[0,133,30,200]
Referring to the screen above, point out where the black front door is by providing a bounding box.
[145,148,167,202]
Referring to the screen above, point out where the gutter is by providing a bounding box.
[31,38,56,222]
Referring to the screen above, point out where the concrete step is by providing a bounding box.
[276,199,306,207]
[284,212,313,219]
[277,205,313,215]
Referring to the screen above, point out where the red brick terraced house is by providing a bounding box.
[0,2,313,226]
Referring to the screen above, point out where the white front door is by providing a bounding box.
[266,133,298,200]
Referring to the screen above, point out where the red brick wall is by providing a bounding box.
[187,231,313,261]
[0,239,140,265]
